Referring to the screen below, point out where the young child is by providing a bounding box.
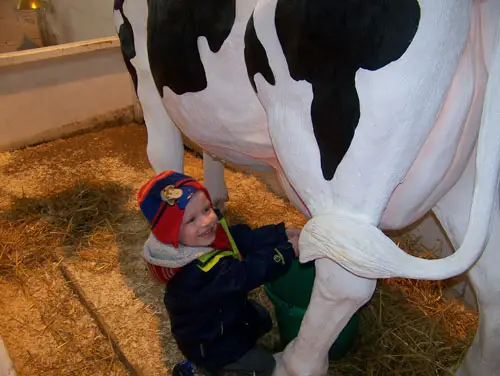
[137,170,300,376]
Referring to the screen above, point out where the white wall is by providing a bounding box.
[42,0,116,45]
[0,37,140,152]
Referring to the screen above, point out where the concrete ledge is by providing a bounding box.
[0,37,139,152]
[4,106,137,151]
[0,37,120,68]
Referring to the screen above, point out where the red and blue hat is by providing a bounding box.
[137,170,212,247]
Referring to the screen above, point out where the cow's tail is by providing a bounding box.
[299,22,500,280]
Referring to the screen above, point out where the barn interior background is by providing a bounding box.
[0,0,478,375]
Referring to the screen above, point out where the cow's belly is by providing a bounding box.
[379,12,488,230]
[162,83,275,170]
[159,11,276,171]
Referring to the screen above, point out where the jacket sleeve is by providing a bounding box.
[195,240,295,303]
[229,222,289,258]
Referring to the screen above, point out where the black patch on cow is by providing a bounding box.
[147,0,236,96]
[116,9,138,93]
[275,0,420,180]
[244,12,275,93]
[114,0,124,11]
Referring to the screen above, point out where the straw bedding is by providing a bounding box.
[0,124,477,375]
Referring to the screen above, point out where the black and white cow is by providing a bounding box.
[113,1,500,375]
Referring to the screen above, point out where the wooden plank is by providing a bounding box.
[0,36,120,67]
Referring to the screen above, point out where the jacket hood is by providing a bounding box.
[143,232,213,268]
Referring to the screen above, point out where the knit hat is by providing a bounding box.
[137,170,212,247]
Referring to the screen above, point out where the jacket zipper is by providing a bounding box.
[219,308,224,335]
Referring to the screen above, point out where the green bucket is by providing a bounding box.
[265,260,360,360]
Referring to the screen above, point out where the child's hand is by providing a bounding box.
[213,198,227,214]
[288,236,300,257]
[286,227,300,239]
[286,227,301,257]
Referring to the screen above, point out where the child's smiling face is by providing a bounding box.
[178,191,218,247]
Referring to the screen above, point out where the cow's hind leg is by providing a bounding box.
[433,153,500,376]
[457,210,500,376]
[273,259,376,376]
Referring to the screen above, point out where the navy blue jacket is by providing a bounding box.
[164,222,295,371]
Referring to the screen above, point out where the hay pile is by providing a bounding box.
[1,182,130,277]
[0,183,130,375]
[0,124,478,375]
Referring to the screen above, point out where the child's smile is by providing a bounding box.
[178,191,218,247]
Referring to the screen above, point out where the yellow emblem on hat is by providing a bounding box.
[161,185,183,206]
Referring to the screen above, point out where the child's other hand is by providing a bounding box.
[288,237,300,257]
[286,227,300,239]
[286,227,301,257]
[213,198,227,214]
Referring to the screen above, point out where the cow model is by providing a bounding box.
[113,0,500,375]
